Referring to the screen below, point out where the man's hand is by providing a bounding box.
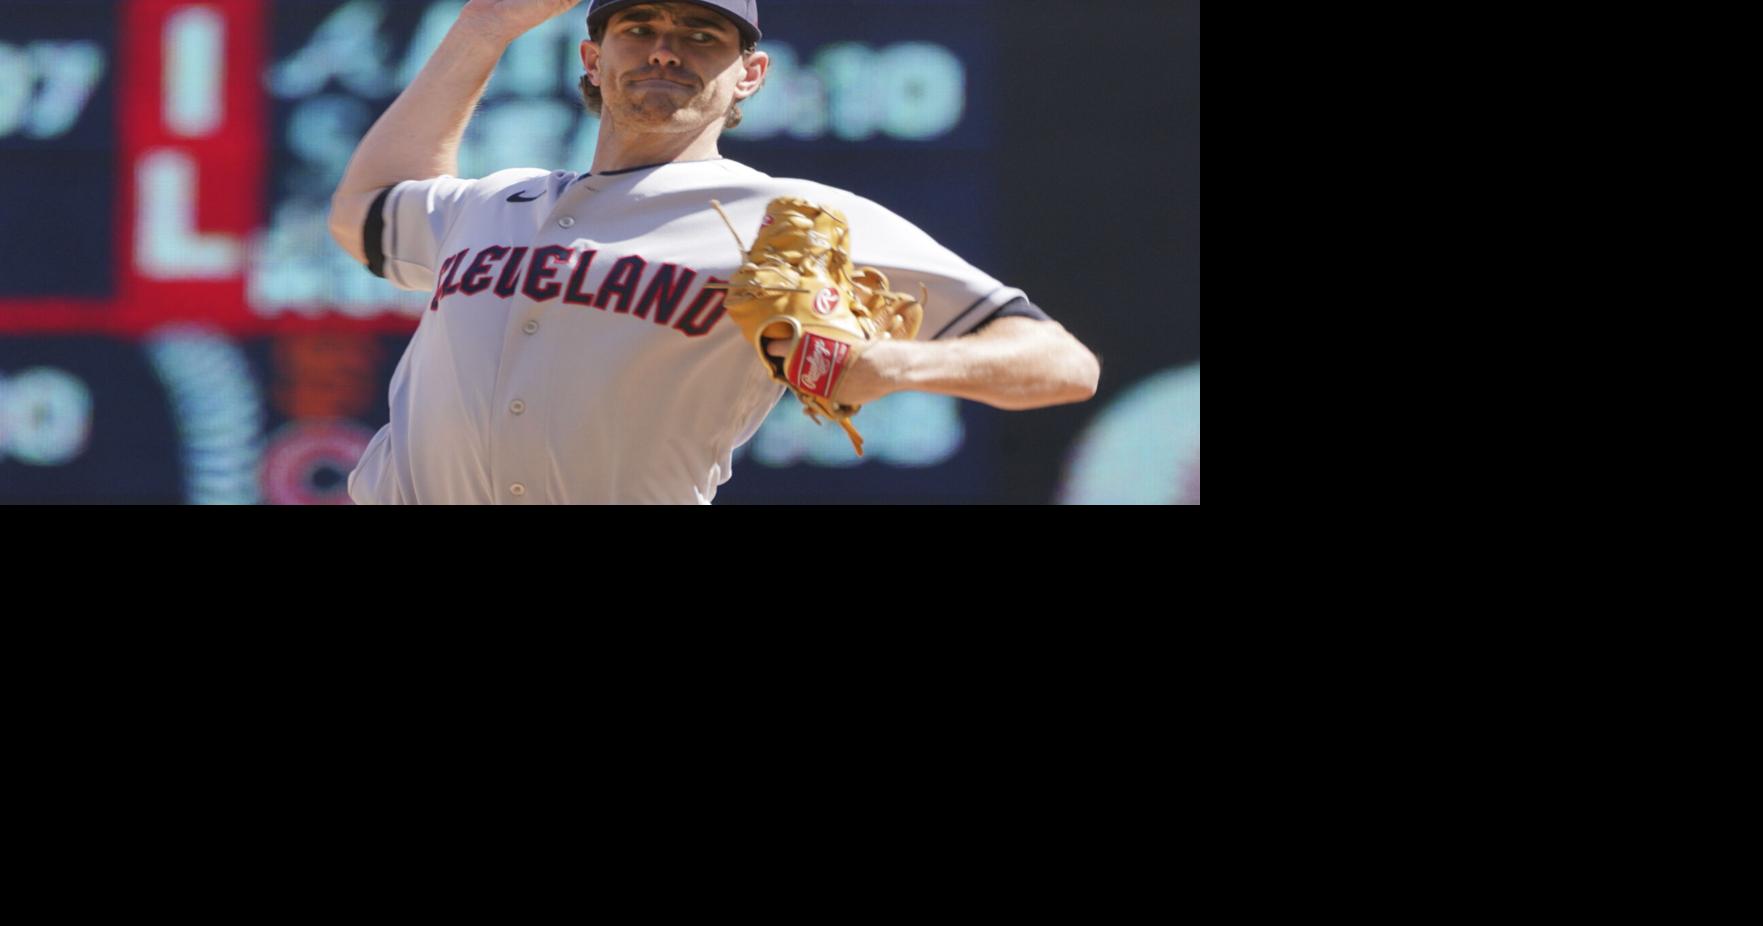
[460,0,583,43]
[767,338,903,407]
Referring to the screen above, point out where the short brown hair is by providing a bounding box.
[580,15,760,130]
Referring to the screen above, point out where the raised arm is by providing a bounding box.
[326,0,582,264]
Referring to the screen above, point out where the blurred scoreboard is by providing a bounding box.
[2,1,119,302]
[1,0,1011,503]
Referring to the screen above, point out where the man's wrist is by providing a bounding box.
[870,338,920,395]
[453,10,526,50]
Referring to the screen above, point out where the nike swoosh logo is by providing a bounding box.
[507,190,542,203]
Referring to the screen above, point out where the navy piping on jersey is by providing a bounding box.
[973,296,1051,331]
[364,185,394,278]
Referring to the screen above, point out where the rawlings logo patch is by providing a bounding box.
[813,286,840,316]
[790,334,849,398]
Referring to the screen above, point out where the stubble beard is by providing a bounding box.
[608,79,716,132]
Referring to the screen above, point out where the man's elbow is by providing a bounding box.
[993,340,1099,411]
[1058,343,1101,404]
[1037,323,1100,405]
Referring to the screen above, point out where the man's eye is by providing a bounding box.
[692,32,715,42]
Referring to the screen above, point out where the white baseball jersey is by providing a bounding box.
[347,157,1031,504]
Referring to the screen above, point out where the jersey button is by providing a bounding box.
[523,320,539,334]
[509,483,526,497]
[558,216,576,228]
[510,399,526,415]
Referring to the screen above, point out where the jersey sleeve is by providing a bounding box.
[365,175,480,293]
[835,194,1035,340]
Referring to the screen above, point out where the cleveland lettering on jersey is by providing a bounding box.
[428,243,729,337]
[493,247,530,298]
[520,245,572,302]
[562,249,600,306]
[595,256,646,314]
[458,246,510,295]
[429,249,469,311]
[673,277,730,337]
[632,263,698,323]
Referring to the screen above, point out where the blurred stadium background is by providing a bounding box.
[0,0,1198,504]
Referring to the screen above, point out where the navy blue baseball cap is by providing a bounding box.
[587,0,762,46]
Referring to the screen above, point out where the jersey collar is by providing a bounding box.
[571,156,727,187]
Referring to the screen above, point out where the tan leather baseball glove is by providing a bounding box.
[709,197,924,456]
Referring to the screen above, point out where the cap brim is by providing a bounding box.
[588,0,761,45]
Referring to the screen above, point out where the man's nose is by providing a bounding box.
[648,34,682,68]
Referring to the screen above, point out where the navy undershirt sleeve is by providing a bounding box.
[973,296,1052,331]
[362,186,394,279]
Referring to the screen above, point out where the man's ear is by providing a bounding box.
[735,49,770,101]
[581,39,600,86]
